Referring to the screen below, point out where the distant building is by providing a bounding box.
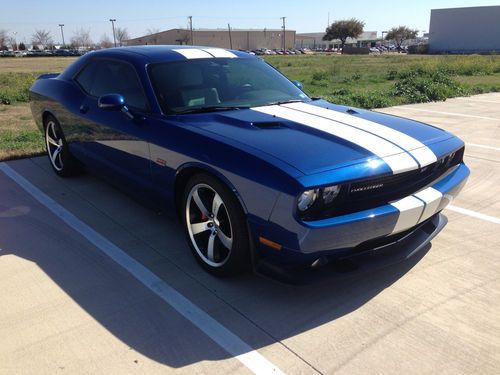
[125,28,296,50]
[429,6,500,54]
[295,31,379,49]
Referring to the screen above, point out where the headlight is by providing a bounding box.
[298,189,318,211]
[322,185,340,204]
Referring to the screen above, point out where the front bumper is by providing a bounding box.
[256,213,447,284]
[298,163,468,253]
[252,162,469,276]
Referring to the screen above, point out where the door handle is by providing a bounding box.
[79,105,89,114]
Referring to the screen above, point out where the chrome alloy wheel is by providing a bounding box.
[185,183,233,267]
[45,120,64,171]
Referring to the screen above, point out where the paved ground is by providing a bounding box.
[1,93,499,375]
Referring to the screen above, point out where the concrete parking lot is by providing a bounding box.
[1,93,499,374]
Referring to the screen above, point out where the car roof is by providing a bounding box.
[90,45,252,63]
[59,45,255,79]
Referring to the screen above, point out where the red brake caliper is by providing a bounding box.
[201,213,208,221]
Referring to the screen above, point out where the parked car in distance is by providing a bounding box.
[29,45,469,280]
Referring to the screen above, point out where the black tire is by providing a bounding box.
[181,173,250,276]
[44,115,81,177]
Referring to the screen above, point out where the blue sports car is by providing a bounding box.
[29,46,469,279]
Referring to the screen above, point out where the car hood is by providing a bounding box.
[180,100,453,176]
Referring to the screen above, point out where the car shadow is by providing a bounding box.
[0,163,432,369]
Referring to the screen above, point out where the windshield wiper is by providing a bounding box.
[175,105,249,115]
[266,99,305,106]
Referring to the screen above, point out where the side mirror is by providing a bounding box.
[98,93,134,119]
[98,93,125,111]
[291,80,303,90]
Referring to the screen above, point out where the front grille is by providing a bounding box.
[301,147,464,220]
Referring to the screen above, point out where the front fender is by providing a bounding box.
[175,161,250,214]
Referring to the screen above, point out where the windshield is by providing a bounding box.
[148,57,309,114]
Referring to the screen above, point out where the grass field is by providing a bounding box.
[267,54,500,107]
[1,54,500,160]
[0,57,76,160]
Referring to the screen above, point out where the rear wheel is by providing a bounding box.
[44,115,81,177]
[182,173,250,276]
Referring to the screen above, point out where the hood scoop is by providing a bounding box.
[251,121,284,129]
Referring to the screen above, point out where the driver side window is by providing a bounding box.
[75,59,149,111]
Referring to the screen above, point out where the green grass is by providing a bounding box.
[0,72,39,104]
[263,54,500,108]
[0,103,44,160]
[0,128,44,153]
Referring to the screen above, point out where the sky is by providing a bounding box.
[1,0,499,45]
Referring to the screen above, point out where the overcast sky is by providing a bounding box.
[2,0,499,44]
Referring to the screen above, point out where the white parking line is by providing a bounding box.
[455,97,500,104]
[396,107,500,121]
[446,205,500,225]
[0,162,284,375]
[466,143,500,152]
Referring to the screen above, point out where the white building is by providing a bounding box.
[429,6,500,54]
[295,31,379,50]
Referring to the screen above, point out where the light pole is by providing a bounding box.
[280,16,286,51]
[188,16,193,45]
[58,24,65,47]
[227,23,232,49]
[109,19,117,47]
[12,31,17,51]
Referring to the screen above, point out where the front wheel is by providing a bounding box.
[182,173,250,276]
[44,115,81,177]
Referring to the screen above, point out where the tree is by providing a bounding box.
[146,28,160,35]
[99,34,113,49]
[32,29,53,49]
[323,18,364,54]
[385,26,418,51]
[71,28,92,49]
[7,36,17,50]
[115,27,129,46]
[0,29,9,49]
[19,42,26,50]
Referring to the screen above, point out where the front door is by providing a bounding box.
[70,58,153,196]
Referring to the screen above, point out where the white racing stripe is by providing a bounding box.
[390,187,446,234]
[283,102,437,167]
[252,105,419,174]
[173,48,238,59]
[201,48,238,58]
[173,48,214,59]
[414,187,443,223]
[390,196,425,234]
[0,163,284,375]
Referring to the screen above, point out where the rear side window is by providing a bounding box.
[75,59,148,111]
[75,61,98,94]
